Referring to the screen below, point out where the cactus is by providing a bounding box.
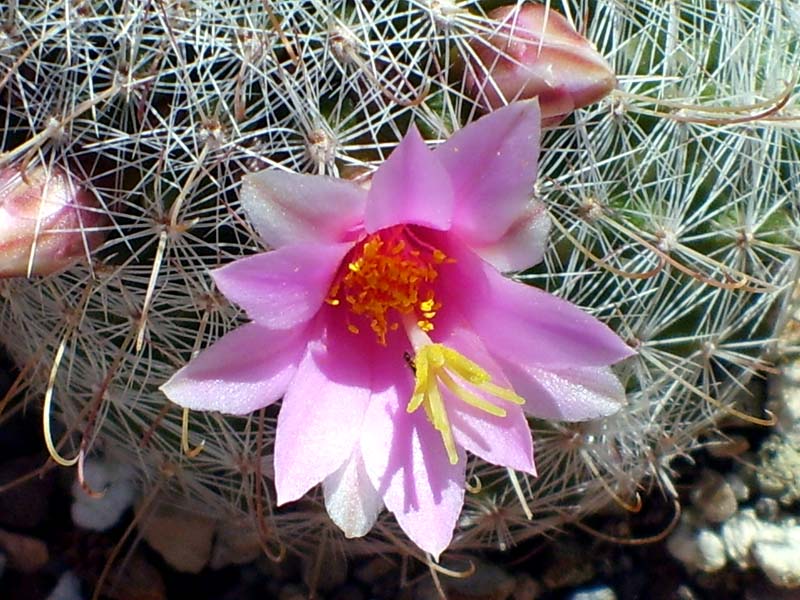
[0,0,798,562]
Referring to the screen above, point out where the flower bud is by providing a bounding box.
[0,165,106,277]
[467,4,616,125]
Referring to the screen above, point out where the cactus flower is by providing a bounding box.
[161,100,634,558]
[0,165,105,277]
[468,4,616,125]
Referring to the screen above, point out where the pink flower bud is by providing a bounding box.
[0,165,106,277]
[468,4,616,125]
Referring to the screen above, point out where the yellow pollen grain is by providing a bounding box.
[325,229,452,345]
[417,320,434,332]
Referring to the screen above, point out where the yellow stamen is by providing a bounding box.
[406,342,525,465]
[325,226,451,344]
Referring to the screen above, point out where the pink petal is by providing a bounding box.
[436,100,542,253]
[240,170,366,248]
[471,198,550,272]
[435,320,535,474]
[364,126,454,233]
[323,448,383,538]
[500,362,627,421]
[160,322,305,415]
[445,252,635,369]
[212,242,351,329]
[360,360,465,559]
[274,318,373,505]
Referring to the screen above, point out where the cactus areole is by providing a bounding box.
[160,101,634,558]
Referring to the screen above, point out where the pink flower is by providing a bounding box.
[161,101,634,558]
[467,4,617,126]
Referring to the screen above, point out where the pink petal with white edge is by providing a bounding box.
[500,362,627,421]
[323,448,383,538]
[365,126,454,233]
[212,242,351,329]
[274,318,373,506]
[160,322,305,415]
[360,360,466,559]
[435,319,535,474]
[436,100,542,252]
[240,169,366,248]
[471,198,550,272]
[457,257,635,369]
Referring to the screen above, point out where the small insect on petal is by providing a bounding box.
[0,164,106,277]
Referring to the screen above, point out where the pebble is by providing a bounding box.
[330,584,365,600]
[675,585,700,600]
[772,367,800,434]
[71,457,137,532]
[209,518,263,569]
[569,585,617,600]
[667,524,726,573]
[542,541,595,589]
[302,543,347,592]
[691,471,738,523]
[718,507,800,587]
[278,584,309,600]
[757,433,800,505]
[512,574,543,600]
[0,454,56,529]
[139,501,216,573]
[668,523,700,566]
[0,528,49,573]
[46,571,84,600]
[755,497,781,522]
[725,474,750,502]
[752,529,800,588]
[695,530,726,573]
[107,550,167,600]
[354,556,395,584]
[720,509,761,568]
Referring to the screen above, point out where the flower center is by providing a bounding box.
[406,338,525,465]
[326,226,452,345]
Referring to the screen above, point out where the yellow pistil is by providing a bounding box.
[326,226,452,344]
[406,343,525,465]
